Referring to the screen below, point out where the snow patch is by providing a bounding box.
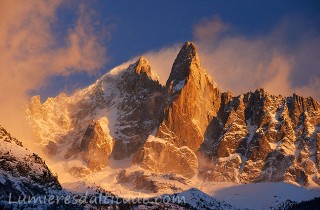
[145,135,167,144]
[212,182,320,210]
[172,80,185,92]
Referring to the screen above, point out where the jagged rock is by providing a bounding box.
[78,119,114,171]
[157,42,220,152]
[301,159,317,174]
[117,170,158,193]
[116,169,189,194]
[132,136,198,178]
[0,125,61,199]
[199,88,320,186]
[27,57,164,167]
[317,133,320,167]
[26,41,320,186]
[68,166,91,178]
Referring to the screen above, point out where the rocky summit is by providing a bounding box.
[27,42,320,187]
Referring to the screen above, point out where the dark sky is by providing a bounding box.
[33,0,320,99]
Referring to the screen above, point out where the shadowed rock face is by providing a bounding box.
[199,89,320,186]
[27,42,320,186]
[109,58,165,160]
[27,57,165,171]
[116,169,190,194]
[0,125,61,199]
[166,42,200,88]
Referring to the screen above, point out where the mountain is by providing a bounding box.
[26,42,320,188]
[199,90,320,186]
[133,42,220,178]
[0,125,61,200]
[27,57,164,172]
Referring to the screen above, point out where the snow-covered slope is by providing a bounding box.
[27,57,165,171]
[210,182,320,209]
[0,125,62,200]
[60,174,320,210]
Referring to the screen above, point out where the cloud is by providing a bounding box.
[193,16,229,46]
[0,1,107,143]
[142,17,320,100]
[143,45,180,85]
[194,17,320,100]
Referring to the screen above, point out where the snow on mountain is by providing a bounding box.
[210,182,320,210]
[199,89,320,187]
[24,41,320,208]
[27,57,164,171]
[0,125,62,200]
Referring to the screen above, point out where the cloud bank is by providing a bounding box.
[0,1,107,141]
[144,17,320,100]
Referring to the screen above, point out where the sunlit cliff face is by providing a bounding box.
[0,1,319,191]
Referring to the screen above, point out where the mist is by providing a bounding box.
[0,1,107,150]
[142,17,320,100]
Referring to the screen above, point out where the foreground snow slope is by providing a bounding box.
[0,125,62,199]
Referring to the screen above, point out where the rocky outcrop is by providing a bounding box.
[132,136,198,178]
[133,42,220,178]
[156,42,220,151]
[109,57,165,159]
[0,125,61,200]
[199,89,320,186]
[27,57,164,170]
[116,169,190,194]
[79,119,114,171]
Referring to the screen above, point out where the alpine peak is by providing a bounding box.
[180,41,199,60]
[175,41,200,65]
[133,56,152,77]
[166,41,202,88]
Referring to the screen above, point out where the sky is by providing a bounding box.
[0,0,320,139]
[27,0,320,98]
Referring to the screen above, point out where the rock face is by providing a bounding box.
[116,168,191,194]
[157,42,220,151]
[199,90,320,186]
[133,42,220,178]
[79,119,114,171]
[27,42,320,186]
[27,57,164,171]
[132,136,198,178]
[0,125,61,200]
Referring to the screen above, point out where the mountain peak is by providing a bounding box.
[133,56,152,76]
[174,41,200,67]
[179,41,198,60]
[166,41,201,88]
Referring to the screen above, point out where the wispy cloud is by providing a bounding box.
[143,45,181,85]
[194,17,320,99]
[143,16,320,100]
[0,1,107,141]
